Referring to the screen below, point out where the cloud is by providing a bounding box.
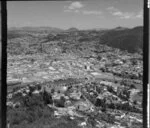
[120,12,135,19]
[112,11,123,16]
[64,2,102,16]
[67,1,84,10]
[107,6,143,19]
[64,1,84,13]
[74,10,80,13]
[82,10,102,15]
[135,10,143,18]
[64,9,72,12]
[107,6,118,12]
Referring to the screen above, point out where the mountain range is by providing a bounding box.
[7,26,143,53]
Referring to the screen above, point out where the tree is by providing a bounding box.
[132,59,138,65]
[107,86,114,93]
[28,85,35,96]
[37,84,41,90]
[55,96,65,107]
[51,88,55,94]
[133,100,137,105]
[43,90,53,105]
[95,99,102,107]
[101,106,106,112]
[97,56,102,61]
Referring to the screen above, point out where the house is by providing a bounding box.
[96,94,104,100]
[7,101,13,107]
[69,91,82,100]
[100,81,112,86]
[32,90,40,95]
[84,65,91,71]
[7,94,13,99]
[75,101,91,112]
[64,100,72,107]
[114,59,123,65]
[101,57,108,62]
[52,93,65,100]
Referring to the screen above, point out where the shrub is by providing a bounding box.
[37,84,41,90]
[54,96,65,107]
[43,90,53,105]
[97,113,115,124]
[23,95,44,108]
[51,88,55,94]
[95,99,105,107]
[7,108,28,125]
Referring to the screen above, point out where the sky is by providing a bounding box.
[7,0,143,30]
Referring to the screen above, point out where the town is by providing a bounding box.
[7,26,143,128]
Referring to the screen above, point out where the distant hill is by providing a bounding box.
[8,26,64,32]
[113,26,129,31]
[7,30,26,39]
[7,26,143,54]
[100,26,143,53]
[66,27,79,32]
[8,27,64,39]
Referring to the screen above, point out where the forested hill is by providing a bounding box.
[99,26,143,53]
[7,26,143,54]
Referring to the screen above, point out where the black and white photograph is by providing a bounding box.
[6,1,144,128]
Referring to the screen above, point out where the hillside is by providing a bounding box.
[99,26,143,53]
[8,27,64,39]
[66,27,79,32]
[7,26,143,54]
[7,26,143,128]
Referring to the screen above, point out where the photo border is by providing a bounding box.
[1,0,149,128]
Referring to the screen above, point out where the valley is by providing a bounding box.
[7,26,143,128]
